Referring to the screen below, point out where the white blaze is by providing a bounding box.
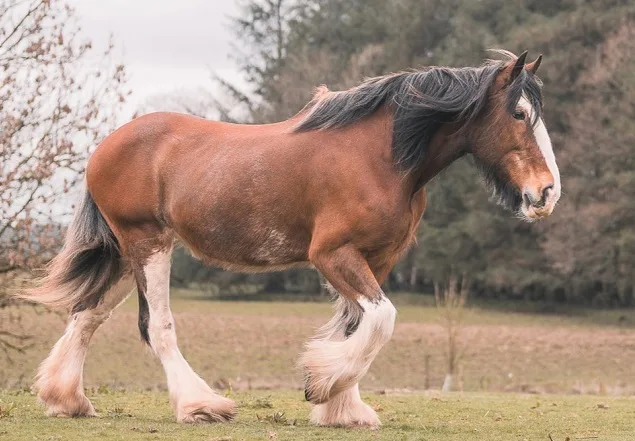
[518,95,561,198]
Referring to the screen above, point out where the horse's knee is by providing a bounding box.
[355,294,396,345]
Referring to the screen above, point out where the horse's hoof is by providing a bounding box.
[39,389,96,418]
[310,398,380,428]
[176,396,236,423]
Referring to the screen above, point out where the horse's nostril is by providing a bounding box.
[524,184,554,209]
[542,184,554,203]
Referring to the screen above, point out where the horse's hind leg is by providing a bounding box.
[36,275,134,417]
[131,245,235,423]
[301,246,396,427]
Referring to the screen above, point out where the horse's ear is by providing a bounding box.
[509,50,528,83]
[526,54,542,74]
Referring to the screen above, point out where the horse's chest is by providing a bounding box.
[360,192,426,268]
[361,210,418,257]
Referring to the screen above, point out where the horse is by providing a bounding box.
[21,50,560,428]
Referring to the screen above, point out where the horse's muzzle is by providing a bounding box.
[521,183,559,220]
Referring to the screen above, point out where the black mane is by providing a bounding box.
[293,54,544,172]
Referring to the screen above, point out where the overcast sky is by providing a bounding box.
[67,0,244,118]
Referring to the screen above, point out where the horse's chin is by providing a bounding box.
[475,159,523,216]
[515,209,538,223]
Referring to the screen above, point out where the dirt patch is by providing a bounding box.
[3,299,635,395]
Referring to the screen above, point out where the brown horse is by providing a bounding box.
[22,50,560,427]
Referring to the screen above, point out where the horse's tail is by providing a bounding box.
[20,191,126,313]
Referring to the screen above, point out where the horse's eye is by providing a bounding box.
[513,109,526,120]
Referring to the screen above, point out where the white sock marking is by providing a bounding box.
[302,295,396,402]
[142,250,234,421]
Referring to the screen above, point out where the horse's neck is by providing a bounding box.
[410,123,467,192]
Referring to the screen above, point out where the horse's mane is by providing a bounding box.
[294,52,544,171]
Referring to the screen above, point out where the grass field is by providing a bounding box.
[2,293,635,439]
[3,292,635,394]
[1,389,634,440]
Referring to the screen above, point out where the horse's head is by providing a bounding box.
[469,51,560,221]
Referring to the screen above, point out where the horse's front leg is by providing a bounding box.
[133,246,236,423]
[300,245,396,427]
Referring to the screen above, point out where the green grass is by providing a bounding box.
[1,389,634,440]
[3,295,635,439]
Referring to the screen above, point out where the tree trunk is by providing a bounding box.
[442,374,453,392]
[406,244,419,290]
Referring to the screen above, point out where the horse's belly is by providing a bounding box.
[175,220,311,272]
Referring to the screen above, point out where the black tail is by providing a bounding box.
[20,191,126,313]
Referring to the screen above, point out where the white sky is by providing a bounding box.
[32,1,248,220]
[67,0,245,119]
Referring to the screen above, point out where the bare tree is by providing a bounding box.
[0,0,129,275]
[0,287,31,360]
[0,0,128,357]
[435,275,469,392]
